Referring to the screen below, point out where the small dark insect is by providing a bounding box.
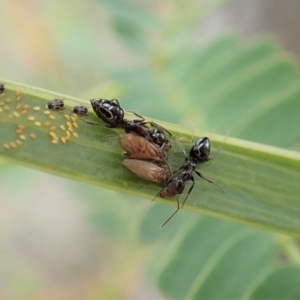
[158,137,223,227]
[0,83,4,94]
[123,159,169,183]
[90,98,172,149]
[46,98,64,110]
[72,105,88,116]
[119,134,167,162]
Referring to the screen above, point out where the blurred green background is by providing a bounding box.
[1,0,300,299]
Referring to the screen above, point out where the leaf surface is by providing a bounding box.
[1,80,300,237]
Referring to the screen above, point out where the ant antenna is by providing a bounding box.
[210,130,230,160]
[161,158,172,182]
[100,135,118,142]
[185,123,196,145]
[174,136,188,160]
[191,127,196,145]
[151,190,161,203]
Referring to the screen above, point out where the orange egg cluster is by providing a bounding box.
[1,86,81,150]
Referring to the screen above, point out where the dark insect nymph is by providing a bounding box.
[90,98,172,149]
[0,82,5,94]
[46,98,65,110]
[158,137,223,227]
[72,105,88,116]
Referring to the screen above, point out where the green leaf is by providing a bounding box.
[165,36,300,150]
[156,217,279,299]
[248,265,300,299]
[1,79,300,238]
[142,34,300,300]
[137,203,199,244]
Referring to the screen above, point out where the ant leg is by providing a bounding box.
[181,176,195,209]
[148,121,172,136]
[170,161,186,178]
[152,189,162,202]
[172,168,179,174]
[195,170,224,193]
[133,111,144,120]
[60,112,101,125]
[133,119,172,137]
[110,98,120,106]
[122,151,131,158]
[127,111,145,121]
[163,160,172,180]
[100,135,117,142]
[160,197,181,227]
[158,142,167,152]
[82,120,100,125]
[105,124,118,129]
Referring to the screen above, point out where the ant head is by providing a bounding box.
[189,137,211,163]
[150,129,171,149]
[90,98,124,125]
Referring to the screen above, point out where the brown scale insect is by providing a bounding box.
[123,159,169,183]
[119,134,171,184]
[119,133,167,162]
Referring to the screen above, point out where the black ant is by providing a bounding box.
[157,137,223,227]
[90,98,172,149]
